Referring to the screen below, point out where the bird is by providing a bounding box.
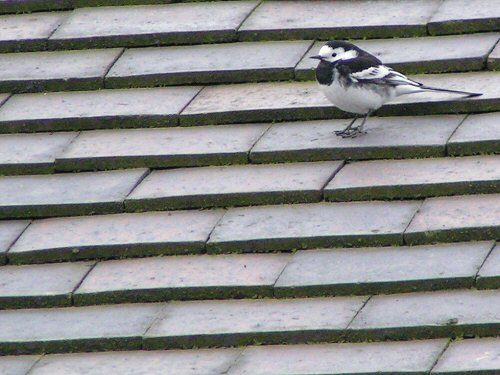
[310,40,482,138]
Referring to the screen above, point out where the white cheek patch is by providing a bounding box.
[338,49,358,61]
[318,45,334,58]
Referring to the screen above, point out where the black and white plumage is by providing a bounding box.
[310,41,482,138]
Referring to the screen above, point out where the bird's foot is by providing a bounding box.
[335,127,367,138]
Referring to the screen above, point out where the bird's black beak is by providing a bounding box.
[309,55,322,60]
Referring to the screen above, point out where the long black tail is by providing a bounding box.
[420,84,482,98]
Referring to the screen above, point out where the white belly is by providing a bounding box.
[320,80,394,115]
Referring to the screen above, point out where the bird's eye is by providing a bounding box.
[332,53,337,57]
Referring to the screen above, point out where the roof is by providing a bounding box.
[0,0,499,374]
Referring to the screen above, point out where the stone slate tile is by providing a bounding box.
[275,242,494,298]
[348,289,500,341]
[447,113,500,156]
[55,124,269,172]
[297,33,500,80]
[180,81,337,126]
[405,193,500,245]
[207,201,421,253]
[0,303,163,354]
[0,261,94,309]
[250,116,462,163]
[0,86,201,133]
[325,155,500,201]
[0,168,148,219]
[0,355,41,375]
[0,48,123,93]
[432,337,500,374]
[181,72,500,126]
[488,41,500,70]
[0,220,30,265]
[106,41,313,88]
[428,0,500,35]
[0,0,70,13]
[125,161,342,211]
[49,1,259,49]
[228,339,448,375]
[8,210,223,264]
[0,132,77,175]
[239,0,440,40]
[0,12,67,53]
[30,348,240,375]
[74,253,290,305]
[144,296,366,349]
[477,245,500,290]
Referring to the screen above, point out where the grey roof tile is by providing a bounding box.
[207,201,421,253]
[488,40,500,70]
[0,355,41,375]
[228,339,448,375]
[275,241,494,297]
[324,155,500,201]
[239,0,441,40]
[74,253,290,304]
[0,261,95,309]
[349,289,500,340]
[0,12,67,52]
[0,48,123,93]
[428,0,500,35]
[447,113,500,156]
[0,132,77,175]
[55,124,269,171]
[8,210,224,264]
[144,296,367,349]
[125,161,342,211]
[106,41,313,88]
[0,220,30,264]
[29,348,240,375]
[49,1,259,49]
[0,303,163,354]
[405,193,500,244]
[0,87,201,133]
[0,168,149,219]
[250,116,463,163]
[477,244,500,289]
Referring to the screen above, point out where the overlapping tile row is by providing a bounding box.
[0,241,497,309]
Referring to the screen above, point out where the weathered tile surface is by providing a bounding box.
[405,194,500,244]
[275,242,493,297]
[251,116,462,163]
[447,113,500,156]
[0,87,201,133]
[297,33,500,79]
[325,155,500,201]
[0,303,163,354]
[8,210,223,264]
[0,168,148,219]
[126,161,341,211]
[74,253,290,304]
[144,296,366,348]
[207,201,420,253]
[0,220,30,264]
[239,0,440,40]
[30,348,240,375]
[56,124,269,171]
[489,40,500,70]
[180,81,336,126]
[0,261,94,309]
[0,49,123,93]
[228,340,448,375]
[0,12,66,52]
[49,1,259,49]
[432,337,500,374]
[0,132,76,175]
[428,0,500,35]
[477,245,500,289]
[0,355,41,375]
[106,41,313,87]
[349,289,500,340]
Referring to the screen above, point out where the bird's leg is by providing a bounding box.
[334,116,359,137]
[339,111,372,138]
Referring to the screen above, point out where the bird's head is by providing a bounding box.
[309,41,360,64]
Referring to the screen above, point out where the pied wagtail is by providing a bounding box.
[310,40,482,138]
